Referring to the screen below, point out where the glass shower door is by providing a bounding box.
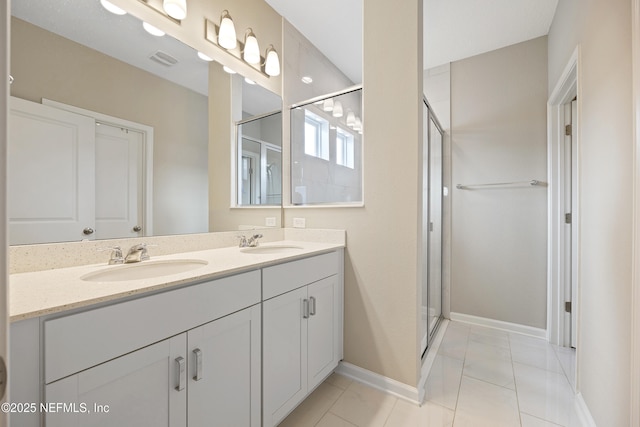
[428,118,443,338]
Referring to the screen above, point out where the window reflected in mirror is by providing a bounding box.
[291,88,362,205]
[237,111,283,206]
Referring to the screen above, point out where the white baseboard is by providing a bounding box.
[336,320,450,406]
[449,312,547,339]
[335,362,421,405]
[575,392,597,427]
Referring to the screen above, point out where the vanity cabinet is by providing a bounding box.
[262,252,343,427]
[42,270,262,427]
[9,248,343,427]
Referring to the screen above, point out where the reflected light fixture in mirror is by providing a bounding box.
[218,10,237,49]
[323,98,334,112]
[301,76,313,84]
[163,0,187,20]
[100,0,127,15]
[245,78,256,85]
[265,45,281,76]
[346,111,356,126]
[243,29,260,64]
[143,22,166,37]
[332,101,343,118]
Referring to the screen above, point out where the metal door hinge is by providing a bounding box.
[565,301,572,313]
[565,213,572,224]
[565,124,572,136]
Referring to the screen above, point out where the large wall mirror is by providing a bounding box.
[9,0,283,245]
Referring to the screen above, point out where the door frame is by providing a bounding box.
[42,99,154,237]
[547,46,581,385]
[0,0,9,422]
[631,0,640,423]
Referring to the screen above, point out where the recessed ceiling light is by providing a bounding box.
[100,0,127,15]
[197,52,213,61]
[301,76,313,84]
[223,66,236,74]
[143,22,165,37]
[244,78,256,85]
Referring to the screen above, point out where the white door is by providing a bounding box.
[45,334,187,427]
[570,99,578,348]
[263,287,308,427]
[563,98,578,348]
[8,97,95,244]
[94,122,144,239]
[307,276,339,390]
[187,305,261,427]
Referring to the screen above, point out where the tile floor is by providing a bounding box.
[279,321,582,427]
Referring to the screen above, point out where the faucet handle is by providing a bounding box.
[237,235,248,248]
[98,246,124,265]
[247,234,263,247]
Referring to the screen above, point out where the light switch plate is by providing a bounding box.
[293,217,306,228]
[265,217,277,227]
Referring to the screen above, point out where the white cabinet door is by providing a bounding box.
[45,334,187,427]
[187,305,261,427]
[8,96,95,244]
[307,276,340,390]
[263,287,308,426]
[94,122,144,240]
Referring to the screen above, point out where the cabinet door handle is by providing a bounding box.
[193,348,203,381]
[309,296,316,316]
[303,299,310,319]
[175,356,186,391]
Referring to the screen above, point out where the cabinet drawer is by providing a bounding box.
[262,251,339,300]
[44,270,260,384]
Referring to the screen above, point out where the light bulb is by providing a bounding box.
[346,111,356,127]
[243,30,260,64]
[197,52,213,61]
[323,98,334,112]
[100,0,126,15]
[332,101,343,118]
[163,0,187,20]
[218,11,237,49]
[265,46,280,77]
[143,22,165,37]
[245,78,256,85]
[354,117,362,132]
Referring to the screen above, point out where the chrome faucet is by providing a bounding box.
[124,243,150,263]
[238,234,263,248]
[99,246,124,265]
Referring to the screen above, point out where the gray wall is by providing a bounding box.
[450,36,548,329]
[548,0,633,424]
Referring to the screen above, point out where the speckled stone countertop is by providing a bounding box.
[10,240,344,322]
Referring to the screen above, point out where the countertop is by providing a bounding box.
[10,240,344,322]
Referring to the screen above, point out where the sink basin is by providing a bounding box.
[81,259,208,282]
[240,245,304,254]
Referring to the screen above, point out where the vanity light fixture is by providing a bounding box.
[100,0,127,15]
[223,65,237,74]
[323,98,334,112]
[353,117,362,132]
[243,29,260,64]
[264,45,281,77]
[197,52,213,61]
[218,10,237,50]
[301,76,313,84]
[346,111,356,127]
[163,0,187,20]
[332,101,344,118]
[245,77,256,85]
[143,22,165,37]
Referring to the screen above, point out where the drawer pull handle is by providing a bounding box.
[309,296,316,316]
[193,349,203,381]
[175,356,186,391]
[303,299,310,319]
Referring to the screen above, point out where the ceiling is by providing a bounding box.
[12,0,559,98]
[267,0,559,82]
